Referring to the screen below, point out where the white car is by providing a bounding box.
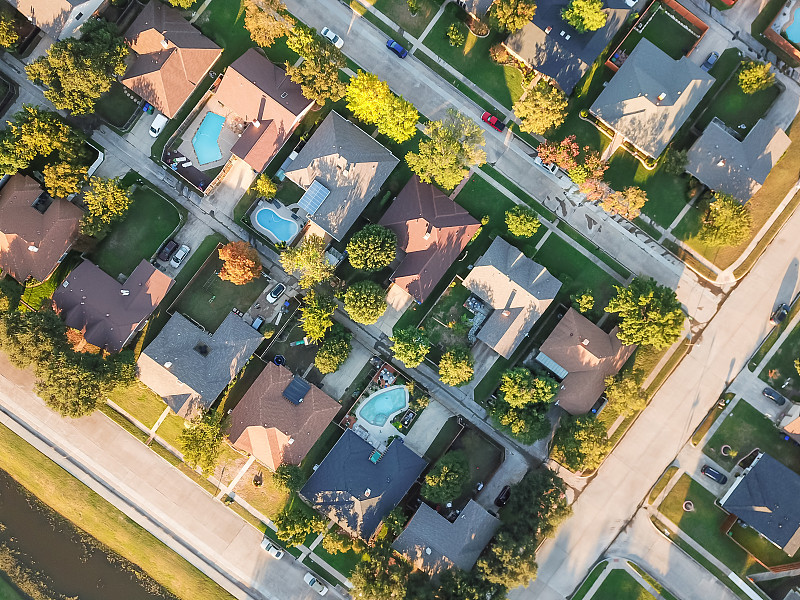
[320,27,344,48]
[149,113,168,138]
[259,537,285,559]
[534,155,559,174]
[169,244,190,268]
[303,573,328,596]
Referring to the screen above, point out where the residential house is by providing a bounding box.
[687,119,791,202]
[228,362,340,471]
[720,452,800,556]
[300,429,427,541]
[535,308,635,414]
[378,175,480,304]
[136,312,262,417]
[122,1,222,119]
[503,0,631,94]
[462,237,562,359]
[590,39,714,159]
[285,111,399,242]
[53,259,174,353]
[392,499,500,574]
[0,174,82,283]
[779,405,800,443]
[8,0,102,39]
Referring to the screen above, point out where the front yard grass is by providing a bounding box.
[108,382,169,429]
[372,0,442,37]
[312,529,368,577]
[648,465,678,504]
[96,81,141,129]
[19,252,82,311]
[230,459,289,520]
[760,318,800,400]
[589,568,655,600]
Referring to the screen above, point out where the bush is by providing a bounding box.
[407,0,419,14]
[447,23,466,47]
[489,43,511,64]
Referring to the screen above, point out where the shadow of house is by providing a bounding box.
[502,0,632,95]
[454,0,495,18]
[9,0,101,40]
[0,174,82,284]
[121,0,222,119]
[52,259,174,353]
[299,429,427,542]
[136,311,262,418]
[589,39,714,159]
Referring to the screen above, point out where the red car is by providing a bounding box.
[481,111,505,132]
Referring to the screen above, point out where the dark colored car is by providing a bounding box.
[481,111,505,132]
[763,387,787,406]
[494,485,511,507]
[386,39,408,58]
[158,239,178,262]
[770,303,789,325]
[701,51,719,72]
[700,465,728,485]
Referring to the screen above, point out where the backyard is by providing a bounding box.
[19,253,82,311]
[95,81,141,130]
[616,3,701,61]
[420,282,472,350]
[693,71,780,136]
[761,319,800,400]
[448,427,503,508]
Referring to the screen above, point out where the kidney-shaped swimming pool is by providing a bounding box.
[357,385,409,427]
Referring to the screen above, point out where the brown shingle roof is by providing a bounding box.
[228,362,340,470]
[53,259,174,353]
[0,175,82,282]
[379,176,479,303]
[122,1,221,118]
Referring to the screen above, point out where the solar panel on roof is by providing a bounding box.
[298,180,330,215]
[283,376,311,405]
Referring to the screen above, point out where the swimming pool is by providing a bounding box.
[357,385,408,427]
[253,203,300,244]
[786,4,800,43]
[192,112,225,165]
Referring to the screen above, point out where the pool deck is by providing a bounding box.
[251,199,304,244]
[772,0,797,35]
[176,98,240,172]
[350,384,409,450]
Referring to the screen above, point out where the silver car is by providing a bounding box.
[320,27,344,48]
[303,573,328,596]
[259,537,285,559]
[169,244,190,268]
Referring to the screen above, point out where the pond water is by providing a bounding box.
[0,469,176,600]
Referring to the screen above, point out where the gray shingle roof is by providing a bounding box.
[137,312,262,417]
[392,499,500,573]
[687,119,791,201]
[285,112,398,241]
[463,237,562,358]
[300,429,427,541]
[590,39,714,158]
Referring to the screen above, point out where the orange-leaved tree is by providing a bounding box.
[219,241,262,285]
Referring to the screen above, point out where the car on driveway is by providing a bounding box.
[770,303,789,325]
[158,239,178,262]
[260,537,285,559]
[303,573,328,596]
[149,113,168,137]
[494,485,511,507]
[763,387,787,406]
[266,282,286,304]
[386,39,408,58]
[169,244,190,268]
[700,465,728,484]
[320,27,344,48]
[481,111,505,132]
[701,51,719,72]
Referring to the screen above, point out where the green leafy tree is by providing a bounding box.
[179,411,225,474]
[698,192,752,247]
[36,352,109,418]
[505,205,540,237]
[503,469,571,540]
[604,276,684,349]
[244,0,294,48]
[273,463,306,492]
[477,531,538,588]
[43,162,87,199]
[300,290,336,343]
[273,502,326,546]
[570,289,594,314]
[315,324,352,374]
[390,327,430,368]
[343,281,387,324]
[164,0,193,8]
[738,60,775,94]
[604,372,646,418]
[321,531,362,555]
[346,224,397,271]
[0,11,19,49]
[491,368,556,443]
[600,186,647,220]
[280,234,333,288]
[253,174,277,198]
[569,150,607,186]
[447,23,466,47]
[421,450,469,504]
[438,345,474,387]
[285,24,346,105]
[346,71,419,143]
[383,507,407,536]
[490,0,537,32]
[561,0,607,32]
[350,542,411,600]
[662,148,688,176]
[218,241,262,285]
[406,108,486,190]
[795,358,800,377]
[551,415,611,472]
[81,177,132,236]
[513,81,567,135]
[0,308,67,367]
[498,368,557,408]
[25,19,127,114]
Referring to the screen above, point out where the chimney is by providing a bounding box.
[28,245,38,252]
[252,120,260,128]
[364,488,371,497]
[422,223,432,240]
[160,37,169,49]
[502,309,511,317]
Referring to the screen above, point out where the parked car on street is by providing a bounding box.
[494,485,511,507]
[260,537,285,559]
[700,465,728,484]
[481,111,505,132]
[170,244,190,268]
[158,239,178,262]
[386,39,408,58]
[763,387,787,406]
[303,573,328,596]
[266,283,286,304]
[701,51,719,72]
[534,155,559,174]
[320,27,344,48]
[770,303,789,325]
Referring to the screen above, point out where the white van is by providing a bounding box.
[149,114,168,138]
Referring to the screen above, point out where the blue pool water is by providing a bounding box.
[358,387,408,427]
[254,207,299,243]
[787,7,800,43]
[192,112,225,165]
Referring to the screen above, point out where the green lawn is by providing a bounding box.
[571,562,608,600]
[694,75,780,136]
[589,569,655,600]
[421,283,472,350]
[0,577,25,600]
[761,319,800,399]
[372,0,443,37]
[449,428,503,506]
[617,6,700,61]
[648,465,678,504]
[90,185,181,279]
[312,532,368,577]
[96,81,141,129]
[19,252,81,311]
[108,382,169,429]
[730,521,800,568]
[422,3,524,109]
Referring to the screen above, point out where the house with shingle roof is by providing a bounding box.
[0,175,82,283]
[136,312,262,417]
[462,237,561,359]
[300,429,427,541]
[392,499,500,574]
[378,176,480,304]
[9,0,103,39]
[53,259,173,353]
[285,111,399,241]
[590,39,714,159]
[122,1,222,118]
[228,362,340,471]
[687,119,791,202]
[535,308,635,415]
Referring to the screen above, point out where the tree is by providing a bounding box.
[490,0,537,32]
[505,205,541,237]
[605,276,684,349]
[600,186,648,220]
[390,327,430,368]
[80,177,132,236]
[346,71,419,143]
[35,351,117,418]
[285,24,346,105]
[406,108,486,190]
[43,162,87,199]
[346,224,397,272]
[491,369,557,443]
[383,507,407,536]
[25,19,127,114]
[568,150,606,185]
[439,346,474,387]
[570,289,594,314]
[503,469,571,541]
[477,531,538,589]
[350,543,411,600]
[273,463,306,492]
[698,192,751,247]
[662,148,688,176]
[179,411,225,474]
[795,358,800,378]
[164,0,193,8]
[498,368,557,408]
[218,241,262,285]
[300,290,336,342]
[343,281,387,324]
[0,11,19,49]
[273,502,326,546]
[604,372,646,418]
[738,60,775,95]
[535,135,580,171]
[253,174,277,198]
[315,324,352,374]
[513,81,567,135]
[321,531,363,555]
[421,450,469,504]
[561,0,607,32]
[551,415,611,472]
[280,235,333,288]
[447,23,466,47]
[244,0,294,48]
